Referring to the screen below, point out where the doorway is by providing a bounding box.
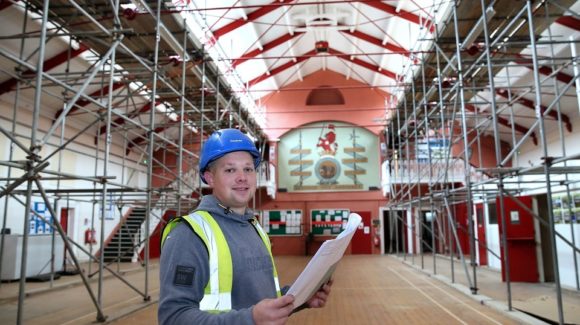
[475,204,488,266]
[421,211,434,253]
[382,210,404,254]
[60,208,69,235]
[59,207,75,272]
[497,195,539,282]
[351,211,372,254]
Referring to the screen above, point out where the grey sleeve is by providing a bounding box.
[157,223,255,325]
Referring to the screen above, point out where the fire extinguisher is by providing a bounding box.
[373,229,381,247]
[84,228,97,244]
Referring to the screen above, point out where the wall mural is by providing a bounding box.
[278,122,379,192]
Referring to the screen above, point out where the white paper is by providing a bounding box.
[286,213,362,307]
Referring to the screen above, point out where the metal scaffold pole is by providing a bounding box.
[526,1,564,322]
[0,1,264,323]
[384,0,579,323]
[16,1,50,323]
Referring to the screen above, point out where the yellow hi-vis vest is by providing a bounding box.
[161,210,281,312]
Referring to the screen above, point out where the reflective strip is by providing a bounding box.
[199,292,232,312]
[162,212,280,310]
[273,277,281,296]
[251,218,282,297]
[183,212,233,311]
[161,218,183,248]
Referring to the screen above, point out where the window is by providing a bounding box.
[488,203,498,225]
[552,191,580,224]
[306,86,345,105]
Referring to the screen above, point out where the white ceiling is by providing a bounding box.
[175,0,452,101]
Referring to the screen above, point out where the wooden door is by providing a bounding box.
[60,208,69,234]
[497,195,538,282]
[475,204,488,266]
[453,203,470,256]
[351,211,372,254]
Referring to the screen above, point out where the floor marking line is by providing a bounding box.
[389,267,467,325]
[60,288,160,325]
[417,274,503,325]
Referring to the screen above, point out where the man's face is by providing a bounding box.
[203,151,257,214]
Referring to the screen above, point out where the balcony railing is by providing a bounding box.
[381,158,488,194]
[258,161,276,199]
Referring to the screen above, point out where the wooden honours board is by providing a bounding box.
[310,209,350,235]
[261,210,303,236]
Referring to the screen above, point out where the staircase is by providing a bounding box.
[103,207,146,262]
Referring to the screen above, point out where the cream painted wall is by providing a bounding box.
[0,101,147,261]
[260,70,388,141]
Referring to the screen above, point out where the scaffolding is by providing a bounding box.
[0,0,578,324]
[0,0,267,323]
[385,0,579,324]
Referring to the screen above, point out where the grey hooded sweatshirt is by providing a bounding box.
[158,195,279,325]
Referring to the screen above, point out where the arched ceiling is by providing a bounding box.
[170,0,451,102]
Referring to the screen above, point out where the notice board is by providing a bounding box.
[310,209,350,235]
[260,210,303,236]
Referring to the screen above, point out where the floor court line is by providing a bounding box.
[389,267,468,325]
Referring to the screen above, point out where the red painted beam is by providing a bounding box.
[53,82,125,121]
[340,29,410,57]
[329,48,398,81]
[212,0,294,40]
[126,126,168,153]
[465,104,537,145]
[95,101,158,144]
[535,65,573,85]
[0,43,89,96]
[468,49,576,87]
[496,89,572,132]
[556,16,580,31]
[513,55,574,86]
[363,1,434,33]
[248,49,316,87]
[0,0,14,11]
[233,31,304,68]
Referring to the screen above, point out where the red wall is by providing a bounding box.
[257,69,390,256]
[260,70,388,140]
[451,132,512,169]
[256,190,386,255]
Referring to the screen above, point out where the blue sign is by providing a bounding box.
[30,201,53,235]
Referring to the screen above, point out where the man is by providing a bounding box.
[159,128,332,325]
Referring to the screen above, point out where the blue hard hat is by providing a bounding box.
[199,129,261,184]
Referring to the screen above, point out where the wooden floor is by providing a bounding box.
[276,255,521,325]
[0,255,556,324]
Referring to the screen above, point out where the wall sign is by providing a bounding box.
[278,122,379,192]
[310,209,350,236]
[260,210,302,236]
[30,201,53,235]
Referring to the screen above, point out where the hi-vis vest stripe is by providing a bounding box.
[161,210,281,312]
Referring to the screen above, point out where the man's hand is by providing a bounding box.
[253,295,295,325]
[306,279,333,308]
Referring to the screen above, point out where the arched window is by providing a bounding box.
[306,86,345,105]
